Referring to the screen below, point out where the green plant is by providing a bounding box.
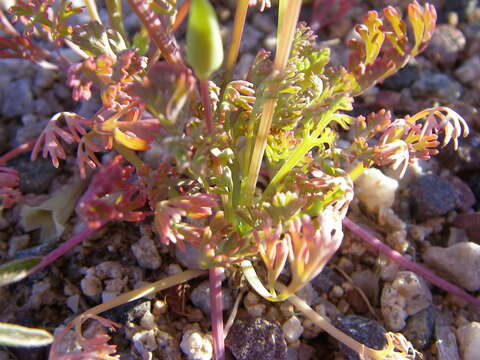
[0,0,472,359]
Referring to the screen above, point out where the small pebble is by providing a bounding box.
[180,328,213,360]
[131,235,162,270]
[411,73,463,102]
[423,242,480,292]
[410,174,457,221]
[456,322,480,360]
[190,281,232,315]
[355,168,398,214]
[453,212,480,243]
[282,316,303,344]
[425,24,466,67]
[381,271,432,331]
[333,315,387,360]
[2,78,34,118]
[403,305,436,350]
[226,318,287,360]
[435,324,460,360]
[455,55,480,84]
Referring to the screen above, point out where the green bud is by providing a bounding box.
[186,0,224,80]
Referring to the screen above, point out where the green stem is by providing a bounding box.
[84,0,102,24]
[105,0,127,41]
[241,0,302,205]
[224,0,249,82]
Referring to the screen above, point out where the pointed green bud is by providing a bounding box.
[186,0,224,80]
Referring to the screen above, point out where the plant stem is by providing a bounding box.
[113,143,144,171]
[209,267,225,360]
[84,0,102,24]
[200,80,214,134]
[29,222,106,276]
[105,0,127,41]
[0,139,35,166]
[241,0,302,205]
[343,217,480,308]
[224,0,249,82]
[172,0,191,32]
[74,269,206,328]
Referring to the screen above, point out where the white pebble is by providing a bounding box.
[423,242,480,292]
[355,168,398,214]
[132,329,157,360]
[131,235,162,270]
[282,316,304,344]
[381,271,432,331]
[180,329,213,360]
[457,322,480,360]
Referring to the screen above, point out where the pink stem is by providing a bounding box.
[29,222,106,276]
[343,217,480,308]
[0,139,35,166]
[200,80,214,135]
[209,267,225,360]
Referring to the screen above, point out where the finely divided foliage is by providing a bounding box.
[0,0,470,359]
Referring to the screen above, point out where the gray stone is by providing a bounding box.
[423,242,480,292]
[2,78,35,118]
[435,322,460,360]
[189,280,232,315]
[403,305,436,350]
[455,56,480,84]
[311,266,342,294]
[10,154,61,194]
[226,318,287,360]
[237,26,263,54]
[175,242,204,270]
[333,315,387,360]
[410,174,457,221]
[411,73,463,102]
[425,25,466,67]
[382,64,419,91]
[456,322,480,360]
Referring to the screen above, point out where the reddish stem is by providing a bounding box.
[343,217,480,308]
[172,0,191,32]
[199,80,214,135]
[209,267,225,360]
[0,139,35,166]
[29,222,106,276]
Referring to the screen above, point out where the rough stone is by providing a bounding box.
[381,271,432,331]
[410,174,457,221]
[252,12,275,34]
[189,281,232,315]
[455,56,480,84]
[435,323,460,360]
[411,73,463,102]
[423,242,480,292]
[456,322,480,360]
[180,328,213,360]
[447,176,476,212]
[438,133,480,173]
[403,305,436,350]
[333,315,387,360]
[101,298,151,324]
[425,24,466,67]
[355,168,398,214]
[10,154,61,194]
[311,266,342,294]
[382,64,419,91]
[226,318,287,360]
[2,78,35,118]
[131,235,162,270]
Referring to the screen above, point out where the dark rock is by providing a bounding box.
[411,73,462,102]
[311,266,342,294]
[438,133,480,172]
[10,154,61,194]
[0,124,9,153]
[447,176,476,212]
[345,289,368,314]
[453,212,480,243]
[410,174,457,221]
[2,78,35,118]
[8,347,48,360]
[226,318,287,360]
[403,305,436,350]
[382,64,419,91]
[333,315,387,360]
[469,174,480,210]
[100,298,151,324]
[425,24,466,68]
